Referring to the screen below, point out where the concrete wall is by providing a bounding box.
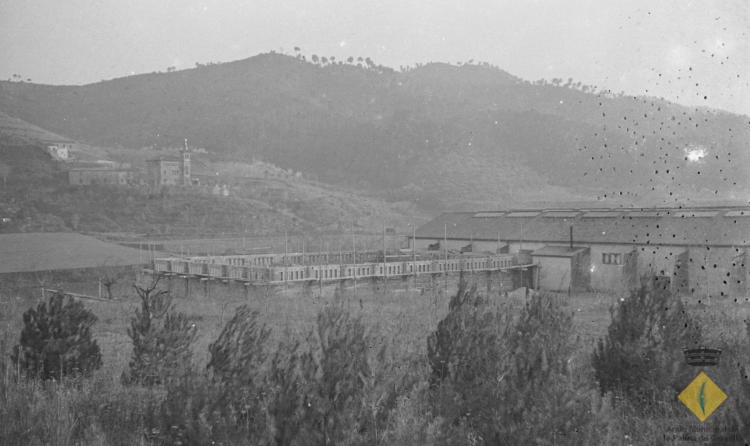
[534,256,571,292]
[687,246,747,299]
[588,244,638,294]
[571,249,591,292]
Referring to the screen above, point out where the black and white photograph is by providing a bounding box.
[1,1,749,444]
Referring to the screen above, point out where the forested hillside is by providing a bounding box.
[1,52,748,207]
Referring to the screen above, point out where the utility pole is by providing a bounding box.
[444,223,448,291]
[352,222,357,297]
[412,223,417,290]
[383,224,387,290]
[284,231,288,290]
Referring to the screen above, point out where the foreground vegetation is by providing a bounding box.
[1,276,750,445]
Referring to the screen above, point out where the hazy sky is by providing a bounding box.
[1,0,749,115]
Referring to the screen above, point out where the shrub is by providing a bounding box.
[427,281,509,389]
[427,280,604,445]
[208,305,271,388]
[266,295,402,445]
[122,279,196,386]
[142,305,274,445]
[592,277,702,405]
[11,292,102,380]
[266,338,309,446]
[716,320,750,443]
[304,299,372,445]
[207,305,272,442]
[0,378,80,445]
[144,373,236,445]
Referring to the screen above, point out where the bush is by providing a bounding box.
[122,279,196,386]
[427,281,510,389]
[208,305,271,388]
[427,281,604,445]
[714,320,750,443]
[592,277,702,405]
[11,292,102,380]
[207,305,272,442]
[304,298,372,445]
[144,373,237,445]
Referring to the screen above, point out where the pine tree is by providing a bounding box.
[12,292,102,380]
[592,276,702,404]
[122,279,196,386]
[206,305,272,440]
[309,299,371,444]
[427,280,600,444]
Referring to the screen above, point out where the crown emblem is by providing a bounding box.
[683,347,722,367]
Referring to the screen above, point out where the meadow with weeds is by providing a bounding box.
[1,274,750,445]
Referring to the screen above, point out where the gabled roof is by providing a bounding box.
[416,207,750,247]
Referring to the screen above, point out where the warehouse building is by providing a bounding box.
[413,207,750,298]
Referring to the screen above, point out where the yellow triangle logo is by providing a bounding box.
[678,371,728,422]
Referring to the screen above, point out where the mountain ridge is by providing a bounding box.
[1,52,748,208]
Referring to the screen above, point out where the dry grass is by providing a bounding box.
[4,275,749,381]
[2,274,750,445]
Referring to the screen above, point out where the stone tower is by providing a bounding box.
[182,138,191,186]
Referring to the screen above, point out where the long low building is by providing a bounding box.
[152,251,526,284]
[413,207,750,298]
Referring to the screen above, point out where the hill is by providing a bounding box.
[0,110,72,145]
[1,53,748,208]
[0,139,424,235]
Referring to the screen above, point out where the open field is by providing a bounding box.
[3,271,750,380]
[3,269,750,445]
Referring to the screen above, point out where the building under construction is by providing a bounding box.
[151,248,537,291]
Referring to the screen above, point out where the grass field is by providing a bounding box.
[3,272,750,445]
[4,272,749,381]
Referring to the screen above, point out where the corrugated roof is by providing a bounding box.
[582,211,621,218]
[542,211,580,218]
[725,210,749,217]
[626,210,662,217]
[416,208,750,247]
[507,211,540,217]
[0,233,150,274]
[532,245,589,257]
[473,212,505,218]
[672,210,719,218]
